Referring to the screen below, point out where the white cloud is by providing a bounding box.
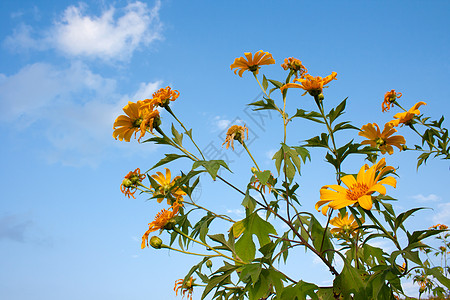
[4,1,162,61]
[432,202,450,224]
[0,62,161,166]
[266,149,277,160]
[412,193,441,202]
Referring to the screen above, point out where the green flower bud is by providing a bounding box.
[122,178,133,187]
[150,236,163,249]
[317,93,325,101]
[206,259,213,269]
[164,218,177,230]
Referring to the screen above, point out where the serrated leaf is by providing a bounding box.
[171,123,183,146]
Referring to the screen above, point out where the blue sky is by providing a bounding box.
[1,0,449,299]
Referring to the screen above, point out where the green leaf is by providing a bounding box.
[148,153,188,171]
[192,160,231,180]
[309,216,334,263]
[327,98,347,124]
[249,97,280,112]
[268,79,283,89]
[394,207,427,232]
[171,123,183,146]
[235,212,277,263]
[426,266,450,289]
[291,109,324,124]
[333,258,367,299]
[239,263,262,284]
[254,170,271,185]
[262,75,268,91]
[279,281,318,300]
[241,188,256,212]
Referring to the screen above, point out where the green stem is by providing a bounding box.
[162,244,221,258]
[165,106,206,160]
[184,200,235,223]
[173,228,242,264]
[253,73,270,99]
[409,124,441,153]
[366,210,401,250]
[242,140,261,172]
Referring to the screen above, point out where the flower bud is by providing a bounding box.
[164,218,177,230]
[317,93,325,101]
[122,178,133,187]
[206,259,213,269]
[402,145,408,151]
[150,236,162,249]
[251,167,257,173]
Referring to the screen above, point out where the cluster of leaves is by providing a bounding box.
[123,59,450,300]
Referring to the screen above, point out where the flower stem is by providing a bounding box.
[173,228,242,264]
[165,106,206,160]
[242,140,261,172]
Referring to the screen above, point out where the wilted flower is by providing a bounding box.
[281,57,308,79]
[142,86,180,109]
[138,110,161,142]
[230,50,275,77]
[120,168,146,199]
[174,277,195,300]
[359,123,406,155]
[113,101,149,142]
[316,158,396,215]
[382,90,402,112]
[222,125,248,150]
[388,102,426,127]
[141,201,183,249]
[429,224,448,230]
[151,168,186,204]
[281,72,337,97]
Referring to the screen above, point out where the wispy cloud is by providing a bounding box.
[432,202,450,224]
[412,193,441,202]
[4,1,162,61]
[0,61,161,166]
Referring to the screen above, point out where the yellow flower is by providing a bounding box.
[142,86,180,109]
[230,50,275,77]
[113,101,149,142]
[388,102,427,127]
[141,201,182,249]
[281,72,337,96]
[382,89,402,112]
[120,168,146,199]
[359,123,406,155]
[151,168,186,204]
[174,277,195,300]
[222,125,248,150]
[316,158,396,215]
[138,110,161,142]
[281,57,308,79]
[330,212,363,236]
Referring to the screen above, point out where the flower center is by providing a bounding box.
[133,118,143,127]
[248,65,259,72]
[375,138,386,146]
[346,183,369,201]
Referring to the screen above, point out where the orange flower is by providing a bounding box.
[138,110,161,142]
[281,72,337,96]
[382,89,402,112]
[429,224,448,230]
[330,212,363,237]
[222,125,248,150]
[141,201,182,249]
[120,168,146,199]
[251,176,273,193]
[388,102,426,127]
[359,123,406,155]
[230,50,275,77]
[174,277,195,300]
[113,101,149,142]
[151,168,186,204]
[281,57,308,79]
[142,86,180,109]
[316,158,396,215]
